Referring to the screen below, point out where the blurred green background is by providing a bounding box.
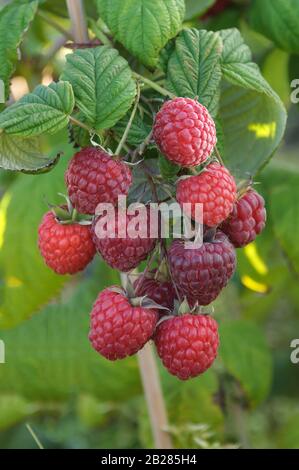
[0,0,299,449]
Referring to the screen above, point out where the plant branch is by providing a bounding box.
[215,145,224,165]
[132,72,175,99]
[128,130,153,163]
[69,115,93,133]
[116,82,141,155]
[66,0,89,43]
[37,10,74,40]
[120,272,173,449]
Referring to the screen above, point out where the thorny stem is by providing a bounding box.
[25,423,44,450]
[215,145,225,165]
[134,247,158,294]
[37,10,74,40]
[141,163,183,303]
[66,0,89,43]
[69,115,93,133]
[132,72,176,99]
[116,82,141,156]
[128,130,153,163]
[89,18,113,47]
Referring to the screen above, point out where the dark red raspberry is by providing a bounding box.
[89,287,158,360]
[155,314,219,380]
[153,98,216,167]
[176,162,237,227]
[221,189,266,248]
[168,232,236,306]
[134,273,177,311]
[38,210,95,275]
[92,207,157,272]
[65,147,132,215]
[202,0,232,19]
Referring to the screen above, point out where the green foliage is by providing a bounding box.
[218,28,287,177]
[0,134,53,171]
[249,0,299,53]
[61,46,136,131]
[0,82,74,137]
[184,0,215,20]
[0,395,35,431]
[220,320,273,406]
[268,169,299,275]
[0,0,38,109]
[96,0,185,67]
[165,29,223,117]
[0,277,142,401]
[113,110,152,147]
[0,143,72,328]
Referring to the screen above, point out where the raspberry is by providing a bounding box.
[155,314,219,380]
[176,162,237,227]
[38,211,96,275]
[89,287,158,360]
[134,273,177,311]
[168,232,236,306]
[202,0,231,19]
[221,189,266,248]
[65,147,132,215]
[153,98,216,167]
[92,207,157,272]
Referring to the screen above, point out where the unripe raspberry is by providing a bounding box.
[153,97,216,167]
[155,314,219,380]
[38,210,95,275]
[221,189,266,247]
[65,147,132,215]
[89,287,158,360]
[176,162,237,227]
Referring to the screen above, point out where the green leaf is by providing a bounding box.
[249,0,299,54]
[0,277,142,401]
[113,110,152,147]
[0,1,38,109]
[0,133,59,172]
[220,320,273,405]
[269,169,299,275]
[262,49,290,107]
[0,82,74,137]
[0,147,71,329]
[165,29,223,117]
[218,28,287,177]
[0,395,35,431]
[184,0,215,20]
[96,0,185,67]
[61,46,136,131]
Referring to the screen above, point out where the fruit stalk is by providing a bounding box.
[120,273,173,449]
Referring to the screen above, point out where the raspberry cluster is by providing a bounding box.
[37,97,266,381]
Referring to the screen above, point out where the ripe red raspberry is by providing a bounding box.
[89,287,158,360]
[176,162,237,227]
[221,189,266,248]
[153,98,216,168]
[155,314,219,380]
[134,273,177,312]
[92,207,157,272]
[168,232,236,306]
[65,147,132,215]
[38,210,96,275]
